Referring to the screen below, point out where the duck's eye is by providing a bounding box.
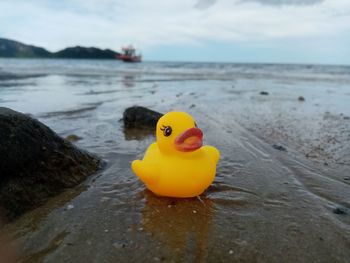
[161,126,172,137]
[163,126,172,136]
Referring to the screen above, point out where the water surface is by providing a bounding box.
[0,59,349,262]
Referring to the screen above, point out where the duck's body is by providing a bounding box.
[132,111,220,198]
[133,143,219,197]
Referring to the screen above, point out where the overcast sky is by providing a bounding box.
[0,0,349,64]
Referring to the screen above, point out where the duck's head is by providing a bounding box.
[156,112,203,154]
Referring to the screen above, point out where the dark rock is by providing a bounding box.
[333,207,348,215]
[272,144,287,151]
[260,91,269,95]
[0,107,100,221]
[123,127,155,141]
[123,106,163,129]
[298,96,305,101]
[344,116,350,120]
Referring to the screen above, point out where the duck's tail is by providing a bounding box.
[131,160,159,185]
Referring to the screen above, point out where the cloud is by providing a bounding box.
[0,0,349,56]
[242,0,324,6]
[194,0,217,10]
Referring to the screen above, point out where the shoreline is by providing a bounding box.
[0,59,349,262]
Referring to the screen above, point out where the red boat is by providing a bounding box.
[116,45,142,62]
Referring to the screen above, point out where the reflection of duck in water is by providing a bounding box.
[132,112,220,198]
[141,191,213,261]
[0,225,18,263]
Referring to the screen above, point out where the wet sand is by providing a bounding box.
[0,59,349,262]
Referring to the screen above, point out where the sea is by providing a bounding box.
[1,58,350,262]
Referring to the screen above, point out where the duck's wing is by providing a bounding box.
[132,160,159,185]
[202,145,220,164]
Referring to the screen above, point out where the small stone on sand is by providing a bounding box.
[272,144,287,151]
[113,242,126,249]
[333,207,347,215]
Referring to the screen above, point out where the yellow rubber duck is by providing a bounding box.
[132,111,220,198]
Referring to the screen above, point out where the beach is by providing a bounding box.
[0,58,350,262]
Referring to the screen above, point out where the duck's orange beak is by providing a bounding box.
[175,127,203,152]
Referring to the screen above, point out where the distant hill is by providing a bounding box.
[0,38,51,58]
[54,46,118,59]
[0,38,120,59]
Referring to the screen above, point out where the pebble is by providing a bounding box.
[260,91,269,95]
[65,134,82,142]
[333,207,348,215]
[229,250,234,254]
[272,144,287,152]
[67,204,74,210]
[113,242,126,249]
[298,96,305,101]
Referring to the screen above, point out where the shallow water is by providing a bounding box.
[0,59,350,262]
